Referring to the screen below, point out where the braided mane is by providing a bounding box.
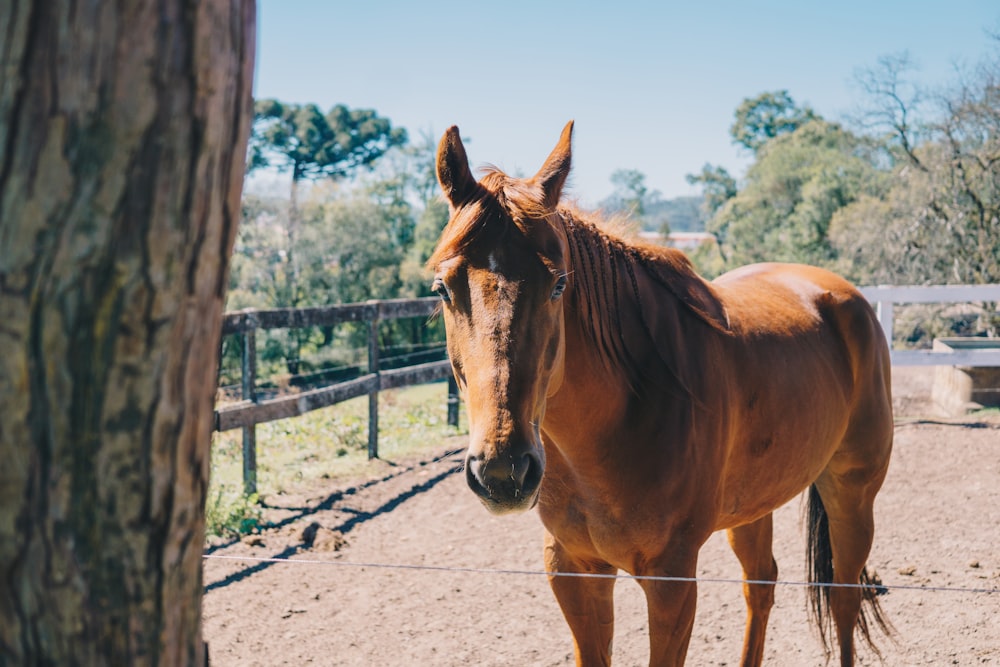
[556,206,729,394]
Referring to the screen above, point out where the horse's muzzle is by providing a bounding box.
[465,448,544,515]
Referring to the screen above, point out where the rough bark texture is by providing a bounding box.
[0,1,255,664]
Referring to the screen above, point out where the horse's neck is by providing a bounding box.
[543,294,634,444]
[545,217,723,442]
[545,225,672,424]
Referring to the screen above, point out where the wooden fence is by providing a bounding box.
[214,297,456,494]
[858,284,1000,366]
[215,286,1000,494]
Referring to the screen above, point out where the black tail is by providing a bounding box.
[805,485,892,658]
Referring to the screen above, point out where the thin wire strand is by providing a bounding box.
[203,553,1000,595]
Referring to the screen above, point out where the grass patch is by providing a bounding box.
[205,489,263,539]
[206,381,466,538]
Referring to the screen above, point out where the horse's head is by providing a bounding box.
[429,122,575,514]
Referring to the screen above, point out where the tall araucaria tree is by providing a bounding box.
[247,100,406,371]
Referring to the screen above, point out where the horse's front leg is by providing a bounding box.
[544,532,617,667]
[638,546,701,667]
[726,514,778,667]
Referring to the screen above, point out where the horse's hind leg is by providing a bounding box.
[809,292,894,665]
[726,513,778,667]
[544,532,616,667]
[812,446,891,666]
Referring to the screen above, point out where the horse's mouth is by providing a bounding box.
[472,484,541,516]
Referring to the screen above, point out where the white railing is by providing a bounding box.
[859,284,1000,366]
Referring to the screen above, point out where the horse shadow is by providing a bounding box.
[203,448,465,593]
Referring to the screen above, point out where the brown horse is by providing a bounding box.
[429,121,893,666]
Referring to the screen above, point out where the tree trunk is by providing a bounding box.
[286,170,302,374]
[0,2,255,665]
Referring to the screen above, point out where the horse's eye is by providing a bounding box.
[432,279,452,304]
[551,275,567,301]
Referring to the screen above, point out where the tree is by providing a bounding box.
[302,187,411,306]
[686,163,738,216]
[607,168,651,217]
[0,2,255,664]
[600,168,672,233]
[851,52,927,168]
[730,90,817,153]
[231,127,455,381]
[842,46,1000,291]
[228,194,292,310]
[247,101,406,371]
[249,100,408,183]
[401,197,451,294]
[709,119,885,268]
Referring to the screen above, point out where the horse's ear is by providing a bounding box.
[534,120,574,210]
[436,126,477,207]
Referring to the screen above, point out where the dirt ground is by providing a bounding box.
[202,368,1000,666]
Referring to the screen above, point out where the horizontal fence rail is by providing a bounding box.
[859,284,1000,366]
[215,297,456,494]
[215,362,452,431]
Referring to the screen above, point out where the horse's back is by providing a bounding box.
[714,262,886,363]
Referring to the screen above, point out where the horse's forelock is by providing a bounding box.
[427,196,499,269]
[479,168,557,225]
[428,169,561,270]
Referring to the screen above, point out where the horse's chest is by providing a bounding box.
[538,481,681,570]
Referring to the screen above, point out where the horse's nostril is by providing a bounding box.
[512,451,543,490]
[520,451,543,495]
[511,452,530,487]
[465,458,492,502]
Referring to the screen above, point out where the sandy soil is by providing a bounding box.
[202,368,1000,665]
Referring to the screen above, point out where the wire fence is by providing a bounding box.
[202,553,999,596]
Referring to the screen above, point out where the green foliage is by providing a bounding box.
[225,112,450,386]
[249,100,407,181]
[400,197,450,296]
[686,164,737,217]
[709,119,885,268]
[730,90,817,154]
[606,168,652,218]
[301,185,409,304]
[600,170,708,234]
[205,488,263,539]
[238,99,412,375]
[224,183,446,385]
[841,48,1000,293]
[686,238,728,280]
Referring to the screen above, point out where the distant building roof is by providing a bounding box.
[638,230,716,250]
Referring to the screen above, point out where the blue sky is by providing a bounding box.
[253,1,999,206]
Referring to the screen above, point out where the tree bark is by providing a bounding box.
[0,1,255,665]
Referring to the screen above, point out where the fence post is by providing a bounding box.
[368,304,380,459]
[447,374,460,428]
[241,326,257,495]
[875,299,894,348]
